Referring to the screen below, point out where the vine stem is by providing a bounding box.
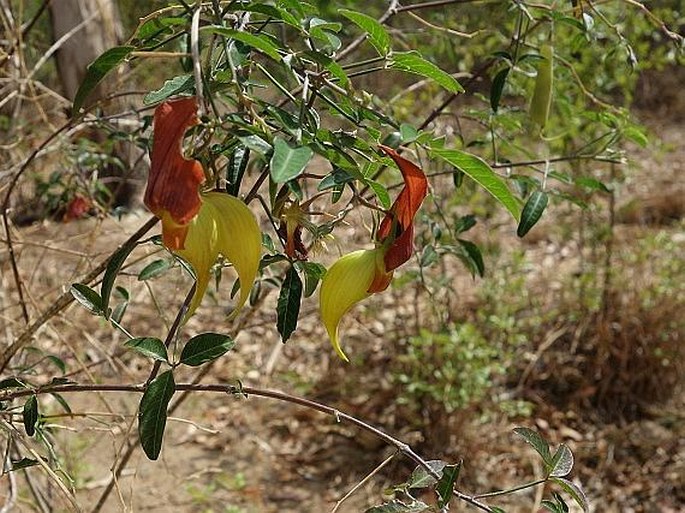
[1,382,495,512]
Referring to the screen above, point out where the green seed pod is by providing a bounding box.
[530,44,554,128]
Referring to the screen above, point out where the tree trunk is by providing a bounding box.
[49,0,123,103]
[49,0,143,209]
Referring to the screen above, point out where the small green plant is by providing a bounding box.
[396,323,504,414]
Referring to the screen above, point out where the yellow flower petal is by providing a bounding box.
[176,192,261,319]
[319,249,383,362]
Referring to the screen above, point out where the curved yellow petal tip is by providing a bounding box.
[319,249,381,361]
[176,192,261,319]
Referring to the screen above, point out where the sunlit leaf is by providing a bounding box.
[339,9,391,56]
[205,27,282,61]
[70,283,104,316]
[144,75,194,105]
[125,337,169,362]
[270,137,313,183]
[514,427,552,464]
[390,51,464,94]
[431,147,521,220]
[365,499,430,513]
[549,444,574,478]
[301,262,326,298]
[408,460,446,489]
[366,180,391,209]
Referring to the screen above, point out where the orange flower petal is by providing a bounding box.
[144,98,206,250]
[377,145,428,271]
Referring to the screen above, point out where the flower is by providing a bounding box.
[319,145,428,361]
[144,98,262,318]
[144,98,205,250]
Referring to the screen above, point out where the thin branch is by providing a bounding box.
[145,283,196,385]
[395,0,487,12]
[331,451,398,513]
[0,382,494,512]
[191,3,204,116]
[474,477,548,499]
[0,216,159,373]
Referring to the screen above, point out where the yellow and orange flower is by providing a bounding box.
[144,98,261,318]
[319,145,428,361]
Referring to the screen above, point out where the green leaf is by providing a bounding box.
[517,190,548,237]
[125,337,169,362]
[623,125,648,147]
[138,370,175,460]
[514,427,551,464]
[102,241,137,319]
[70,283,104,315]
[390,51,464,94]
[365,499,430,513]
[270,137,313,183]
[238,134,272,157]
[50,392,72,414]
[9,457,40,471]
[408,460,446,489]
[574,176,610,193]
[454,214,476,234]
[226,145,250,197]
[143,75,194,105]
[453,169,464,188]
[436,462,461,508]
[549,444,574,477]
[491,67,510,112]
[457,239,484,277]
[339,9,391,56]
[204,27,281,61]
[420,245,438,268]
[49,377,76,386]
[541,500,563,513]
[366,180,391,209]
[46,355,66,374]
[399,123,419,143]
[0,377,26,390]
[551,478,589,512]
[112,302,127,323]
[277,266,302,342]
[179,333,235,366]
[318,168,355,191]
[73,46,134,114]
[431,147,521,220]
[491,508,508,513]
[138,259,173,281]
[23,396,38,437]
[301,262,326,298]
[240,4,300,28]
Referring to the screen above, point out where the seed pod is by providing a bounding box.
[530,44,554,128]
